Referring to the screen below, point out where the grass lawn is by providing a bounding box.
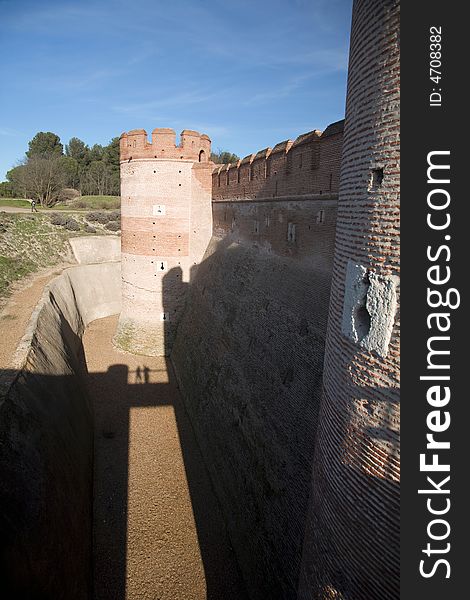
[51,195,120,210]
[0,255,36,296]
[0,198,32,208]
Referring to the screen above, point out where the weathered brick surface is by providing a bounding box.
[298,1,400,598]
[117,2,399,596]
[212,121,343,201]
[171,231,336,599]
[212,197,337,271]
[120,128,211,162]
[114,129,213,356]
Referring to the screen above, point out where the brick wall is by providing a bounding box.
[298,1,400,598]
[212,121,343,201]
[170,228,336,599]
[114,129,213,356]
[212,197,337,271]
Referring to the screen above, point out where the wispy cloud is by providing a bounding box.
[0,0,350,179]
[0,127,23,137]
[112,87,238,117]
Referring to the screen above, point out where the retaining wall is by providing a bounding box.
[0,258,121,598]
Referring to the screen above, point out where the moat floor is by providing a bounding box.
[83,315,247,600]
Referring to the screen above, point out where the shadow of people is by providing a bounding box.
[143,366,150,384]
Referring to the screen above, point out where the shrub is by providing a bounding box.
[84,225,97,234]
[50,213,67,226]
[64,218,80,231]
[108,210,121,221]
[105,221,120,231]
[86,211,110,224]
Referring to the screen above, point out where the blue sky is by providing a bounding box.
[0,0,352,180]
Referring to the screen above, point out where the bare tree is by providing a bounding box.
[9,155,66,207]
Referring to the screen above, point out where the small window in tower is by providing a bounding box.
[133,139,136,148]
[218,173,221,187]
[249,165,253,181]
[317,210,325,224]
[253,220,259,234]
[226,170,229,185]
[237,169,240,184]
[199,149,206,162]
[369,167,384,190]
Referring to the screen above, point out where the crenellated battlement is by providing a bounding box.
[212,120,344,201]
[120,127,212,162]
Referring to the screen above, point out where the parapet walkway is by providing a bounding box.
[83,315,247,600]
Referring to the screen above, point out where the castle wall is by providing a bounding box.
[114,129,213,356]
[170,194,338,597]
[212,121,343,202]
[212,197,337,270]
[298,1,400,598]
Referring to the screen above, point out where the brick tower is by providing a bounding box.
[298,0,400,598]
[114,128,213,356]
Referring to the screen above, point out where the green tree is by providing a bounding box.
[88,143,104,162]
[103,137,119,167]
[26,132,63,159]
[103,137,120,195]
[7,165,28,197]
[211,150,239,164]
[59,156,79,188]
[0,181,15,197]
[65,137,89,164]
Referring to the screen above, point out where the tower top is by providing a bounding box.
[120,127,211,162]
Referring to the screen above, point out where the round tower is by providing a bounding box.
[114,128,213,356]
[298,0,400,598]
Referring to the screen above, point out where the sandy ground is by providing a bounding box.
[0,265,68,368]
[83,315,248,600]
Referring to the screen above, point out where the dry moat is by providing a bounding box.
[0,1,399,598]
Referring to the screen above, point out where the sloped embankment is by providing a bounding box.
[0,241,120,598]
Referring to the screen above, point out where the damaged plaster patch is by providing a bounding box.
[341,260,398,357]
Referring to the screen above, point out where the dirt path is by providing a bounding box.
[83,315,247,600]
[0,265,69,369]
[0,206,36,214]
